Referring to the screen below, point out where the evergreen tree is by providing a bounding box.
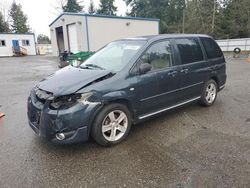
[218,0,250,38]
[37,34,51,44]
[63,0,83,13]
[97,0,117,16]
[9,1,30,33]
[125,0,185,33]
[0,11,9,32]
[88,0,95,14]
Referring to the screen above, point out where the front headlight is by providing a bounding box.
[50,92,93,109]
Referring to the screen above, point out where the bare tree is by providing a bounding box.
[50,0,84,15]
[0,0,11,22]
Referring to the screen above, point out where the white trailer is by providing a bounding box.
[0,33,36,57]
[49,13,160,56]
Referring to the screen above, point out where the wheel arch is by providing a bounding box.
[210,76,219,88]
[105,98,135,123]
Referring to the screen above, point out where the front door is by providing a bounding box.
[136,40,180,118]
[12,40,20,53]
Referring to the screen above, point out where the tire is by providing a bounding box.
[234,47,241,54]
[91,103,132,146]
[199,80,218,106]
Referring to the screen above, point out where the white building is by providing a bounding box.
[49,13,160,56]
[0,33,36,57]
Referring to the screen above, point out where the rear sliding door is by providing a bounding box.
[174,38,210,101]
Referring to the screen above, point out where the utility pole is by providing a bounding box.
[182,8,185,33]
[212,0,216,34]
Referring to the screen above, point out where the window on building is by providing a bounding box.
[140,40,173,71]
[201,37,223,59]
[175,38,204,64]
[0,40,6,47]
[22,40,30,46]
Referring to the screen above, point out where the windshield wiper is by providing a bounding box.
[79,65,92,69]
[85,64,105,70]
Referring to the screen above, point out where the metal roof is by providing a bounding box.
[49,12,160,27]
[0,33,35,35]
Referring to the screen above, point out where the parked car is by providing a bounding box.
[27,34,226,146]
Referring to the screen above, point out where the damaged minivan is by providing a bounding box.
[27,34,226,146]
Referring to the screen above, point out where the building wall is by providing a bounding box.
[87,16,159,51]
[49,13,160,56]
[50,15,88,56]
[0,33,36,57]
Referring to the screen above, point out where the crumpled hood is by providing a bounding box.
[37,66,111,96]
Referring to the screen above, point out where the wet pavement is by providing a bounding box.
[0,56,250,188]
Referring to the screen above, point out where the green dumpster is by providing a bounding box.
[67,51,95,67]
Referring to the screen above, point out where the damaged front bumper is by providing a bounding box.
[27,89,102,144]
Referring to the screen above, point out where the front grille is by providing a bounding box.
[35,88,53,103]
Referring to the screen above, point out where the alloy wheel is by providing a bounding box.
[102,110,128,142]
[205,83,217,104]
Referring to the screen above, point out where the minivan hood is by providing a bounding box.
[37,66,112,96]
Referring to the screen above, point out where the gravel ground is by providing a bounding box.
[0,56,249,188]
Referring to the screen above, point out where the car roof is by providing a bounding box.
[121,34,212,42]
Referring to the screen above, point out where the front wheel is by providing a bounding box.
[200,80,218,106]
[91,103,131,146]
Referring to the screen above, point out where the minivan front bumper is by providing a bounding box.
[27,89,102,144]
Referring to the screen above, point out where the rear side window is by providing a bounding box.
[175,38,204,64]
[201,37,223,59]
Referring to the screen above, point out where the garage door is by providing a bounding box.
[68,24,78,53]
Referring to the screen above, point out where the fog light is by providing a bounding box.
[56,133,65,141]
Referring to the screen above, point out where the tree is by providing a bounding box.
[9,1,30,33]
[88,0,95,14]
[63,0,83,13]
[0,11,9,32]
[37,34,51,44]
[125,0,185,33]
[97,0,117,16]
[217,0,250,38]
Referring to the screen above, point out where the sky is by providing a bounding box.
[0,0,128,37]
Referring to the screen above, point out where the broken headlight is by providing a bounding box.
[50,92,93,109]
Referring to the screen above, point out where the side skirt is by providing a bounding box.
[138,96,201,120]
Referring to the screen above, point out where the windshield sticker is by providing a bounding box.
[124,46,141,50]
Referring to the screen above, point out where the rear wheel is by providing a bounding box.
[200,80,218,106]
[91,103,131,146]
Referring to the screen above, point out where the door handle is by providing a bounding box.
[180,68,189,74]
[168,70,178,77]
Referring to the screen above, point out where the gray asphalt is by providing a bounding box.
[0,56,249,188]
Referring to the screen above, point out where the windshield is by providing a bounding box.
[80,40,146,72]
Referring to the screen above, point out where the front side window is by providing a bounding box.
[81,40,146,72]
[201,37,223,59]
[140,40,173,71]
[175,38,204,64]
[0,40,6,47]
[22,40,30,46]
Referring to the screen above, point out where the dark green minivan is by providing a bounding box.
[27,34,226,146]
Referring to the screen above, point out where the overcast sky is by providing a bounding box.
[1,0,128,37]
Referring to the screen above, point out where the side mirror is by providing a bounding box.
[139,63,152,74]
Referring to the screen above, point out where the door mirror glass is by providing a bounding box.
[139,63,152,74]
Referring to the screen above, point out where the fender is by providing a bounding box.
[101,90,137,121]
